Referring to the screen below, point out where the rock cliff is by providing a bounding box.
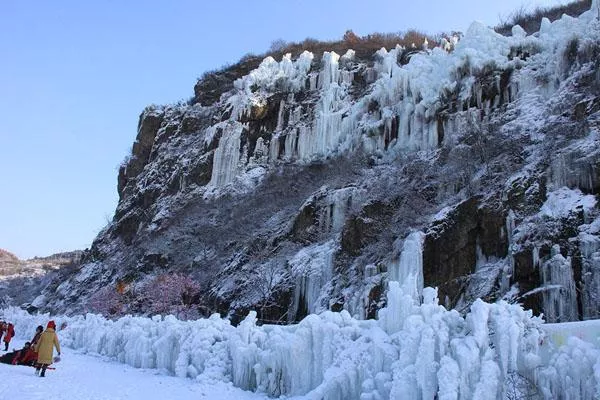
[37,4,600,323]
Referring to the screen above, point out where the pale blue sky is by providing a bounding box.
[0,0,572,259]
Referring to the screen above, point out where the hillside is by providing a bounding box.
[0,251,83,309]
[9,2,599,329]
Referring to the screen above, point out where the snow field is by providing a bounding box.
[0,339,265,400]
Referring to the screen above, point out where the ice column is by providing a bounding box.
[579,233,600,319]
[318,187,362,233]
[502,209,516,293]
[290,242,336,317]
[389,231,426,300]
[540,245,579,322]
[209,124,242,187]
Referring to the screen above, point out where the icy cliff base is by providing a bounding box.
[4,284,600,399]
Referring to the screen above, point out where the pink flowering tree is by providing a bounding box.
[86,286,125,317]
[140,273,202,320]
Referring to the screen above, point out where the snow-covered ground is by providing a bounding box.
[0,338,265,400]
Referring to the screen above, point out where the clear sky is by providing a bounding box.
[0,0,574,259]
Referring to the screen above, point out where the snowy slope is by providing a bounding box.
[0,339,264,400]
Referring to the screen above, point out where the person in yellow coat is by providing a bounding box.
[34,321,61,377]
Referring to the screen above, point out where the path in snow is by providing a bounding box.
[0,340,265,400]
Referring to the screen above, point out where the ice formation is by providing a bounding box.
[579,230,600,320]
[388,231,425,301]
[8,3,600,399]
[540,245,579,323]
[210,123,243,187]
[206,3,600,198]
[289,241,336,317]
[4,284,599,399]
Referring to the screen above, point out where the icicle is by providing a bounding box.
[209,124,242,187]
[275,99,286,132]
[269,134,280,162]
[318,187,363,233]
[425,108,438,149]
[318,52,340,89]
[501,210,516,293]
[252,137,269,164]
[540,245,578,322]
[396,101,414,149]
[290,241,336,317]
[532,246,540,269]
[309,73,318,91]
[284,129,298,161]
[389,231,426,301]
[578,233,600,319]
[550,154,568,190]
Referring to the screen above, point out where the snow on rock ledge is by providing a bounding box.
[4,284,599,399]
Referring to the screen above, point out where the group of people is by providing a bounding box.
[0,320,61,377]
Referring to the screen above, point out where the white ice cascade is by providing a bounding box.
[212,5,600,187]
[289,241,336,318]
[389,231,426,300]
[365,47,442,154]
[295,51,356,162]
[318,186,364,233]
[209,123,243,187]
[540,244,579,322]
[579,228,600,320]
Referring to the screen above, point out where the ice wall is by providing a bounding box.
[206,4,600,187]
[4,285,600,399]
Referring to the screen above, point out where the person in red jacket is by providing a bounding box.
[3,323,14,351]
[13,342,37,366]
[0,342,30,364]
[0,321,6,343]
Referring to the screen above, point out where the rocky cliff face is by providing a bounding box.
[40,5,600,323]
